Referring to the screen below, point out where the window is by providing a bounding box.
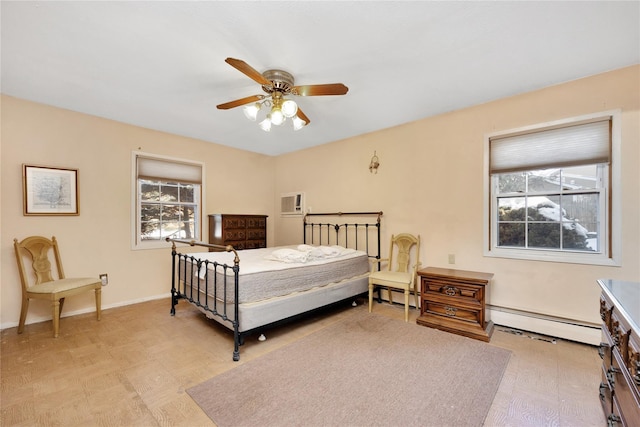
[132,153,203,249]
[485,111,620,265]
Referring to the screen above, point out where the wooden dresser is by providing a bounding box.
[208,214,267,251]
[598,279,640,426]
[416,267,494,342]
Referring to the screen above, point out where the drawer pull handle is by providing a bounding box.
[598,342,609,359]
[445,306,457,317]
[444,286,459,296]
[607,414,621,426]
[606,366,621,387]
[599,382,607,401]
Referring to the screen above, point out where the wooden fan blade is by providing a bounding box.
[225,57,271,86]
[216,95,263,110]
[292,83,349,96]
[296,108,311,125]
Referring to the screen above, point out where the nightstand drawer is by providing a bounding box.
[422,300,481,324]
[422,278,483,303]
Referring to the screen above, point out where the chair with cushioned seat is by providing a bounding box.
[14,235,101,337]
[368,233,421,322]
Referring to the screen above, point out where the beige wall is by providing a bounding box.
[273,65,640,326]
[1,96,275,328]
[2,65,638,331]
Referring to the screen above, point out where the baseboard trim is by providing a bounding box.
[488,305,601,346]
[376,288,420,308]
[0,293,171,331]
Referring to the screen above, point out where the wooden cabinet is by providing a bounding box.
[416,267,494,342]
[598,279,640,426]
[208,214,267,251]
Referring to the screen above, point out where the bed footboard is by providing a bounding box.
[167,238,242,361]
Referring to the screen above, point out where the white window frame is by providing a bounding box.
[131,152,205,250]
[483,110,621,266]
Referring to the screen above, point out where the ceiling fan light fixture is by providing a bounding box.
[242,102,261,121]
[281,99,298,118]
[217,58,348,133]
[292,115,307,131]
[259,117,272,132]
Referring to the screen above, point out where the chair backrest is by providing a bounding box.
[14,236,65,291]
[386,233,420,273]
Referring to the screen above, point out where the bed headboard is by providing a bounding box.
[303,211,383,260]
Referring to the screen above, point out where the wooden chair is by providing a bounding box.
[13,236,101,337]
[368,233,421,322]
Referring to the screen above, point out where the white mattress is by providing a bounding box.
[184,245,370,304]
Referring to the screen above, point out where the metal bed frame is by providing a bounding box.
[168,211,382,361]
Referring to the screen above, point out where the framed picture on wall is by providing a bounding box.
[23,164,79,215]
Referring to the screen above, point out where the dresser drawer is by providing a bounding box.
[224,230,246,240]
[613,349,640,426]
[223,217,246,229]
[247,229,266,240]
[245,240,266,249]
[247,217,266,228]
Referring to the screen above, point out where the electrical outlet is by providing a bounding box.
[100,274,108,286]
[448,254,455,264]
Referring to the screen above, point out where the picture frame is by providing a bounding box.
[23,164,79,216]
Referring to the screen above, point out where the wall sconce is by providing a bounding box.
[369,151,380,174]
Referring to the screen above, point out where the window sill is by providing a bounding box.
[132,239,178,251]
[484,247,621,267]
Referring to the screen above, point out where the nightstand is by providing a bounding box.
[416,267,494,342]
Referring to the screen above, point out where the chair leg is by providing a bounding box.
[18,297,29,334]
[95,287,102,321]
[414,282,420,309]
[404,290,410,322]
[388,288,394,305]
[368,283,374,313]
[52,300,60,338]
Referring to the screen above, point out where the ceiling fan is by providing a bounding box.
[216,57,349,131]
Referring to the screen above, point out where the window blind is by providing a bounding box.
[136,156,202,184]
[490,118,611,174]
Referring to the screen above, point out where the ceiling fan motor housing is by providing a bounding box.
[262,69,295,94]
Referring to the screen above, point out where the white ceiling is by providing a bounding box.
[2,1,638,156]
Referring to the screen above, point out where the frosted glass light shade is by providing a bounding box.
[292,115,306,131]
[243,103,261,121]
[270,108,285,126]
[259,117,272,132]
[281,100,298,118]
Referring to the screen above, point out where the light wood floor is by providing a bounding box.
[1,297,606,427]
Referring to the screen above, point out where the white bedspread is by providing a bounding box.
[185,245,370,304]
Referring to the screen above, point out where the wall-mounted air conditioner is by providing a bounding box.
[281,192,305,216]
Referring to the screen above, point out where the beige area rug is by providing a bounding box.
[187,310,511,427]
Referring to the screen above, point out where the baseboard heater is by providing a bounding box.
[374,291,601,346]
[488,304,601,346]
